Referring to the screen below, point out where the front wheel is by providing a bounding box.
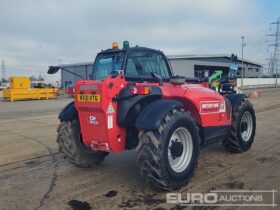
[137,109,200,190]
[223,99,256,153]
[57,118,108,167]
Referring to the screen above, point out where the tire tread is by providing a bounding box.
[137,109,200,190]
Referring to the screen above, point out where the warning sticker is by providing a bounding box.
[89,116,98,124]
[106,102,115,114]
[108,115,113,129]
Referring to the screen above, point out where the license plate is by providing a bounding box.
[78,94,100,102]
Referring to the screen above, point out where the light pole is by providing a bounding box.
[57,59,63,88]
[241,36,246,88]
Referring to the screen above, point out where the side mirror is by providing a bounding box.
[219,83,235,94]
[47,66,61,74]
[48,66,84,79]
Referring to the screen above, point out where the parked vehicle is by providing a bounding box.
[48,41,256,190]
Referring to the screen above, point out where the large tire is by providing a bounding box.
[137,109,200,190]
[57,118,108,167]
[223,99,256,153]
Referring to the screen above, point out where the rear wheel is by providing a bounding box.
[57,118,108,167]
[137,109,200,190]
[223,99,256,153]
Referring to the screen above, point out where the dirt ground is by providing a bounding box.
[0,89,279,210]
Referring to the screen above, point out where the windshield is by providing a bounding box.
[92,52,125,80]
[92,50,171,81]
[125,51,170,77]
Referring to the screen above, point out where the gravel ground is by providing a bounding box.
[0,88,279,210]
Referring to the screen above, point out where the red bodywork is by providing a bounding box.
[66,86,74,96]
[75,75,232,153]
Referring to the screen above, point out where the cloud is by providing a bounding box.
[0,0,277,81]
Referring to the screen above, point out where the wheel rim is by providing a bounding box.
[240,111,253,142]
[168,127,193,173]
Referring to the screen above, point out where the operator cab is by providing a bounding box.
[92,41,173,82]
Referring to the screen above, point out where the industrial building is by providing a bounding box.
[168,54,262,78]
[59,54,262,89]
[60,62,93,89]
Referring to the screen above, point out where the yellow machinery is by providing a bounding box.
[2,77,58,102]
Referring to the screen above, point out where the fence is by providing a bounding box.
[237,78,280,89]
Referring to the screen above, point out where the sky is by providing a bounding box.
[0,0,279,82]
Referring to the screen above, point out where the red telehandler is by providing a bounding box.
[48,41,256,190]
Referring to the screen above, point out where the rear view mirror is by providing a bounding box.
[47,66,61,74]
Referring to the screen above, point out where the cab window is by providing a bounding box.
[125,51,170,77]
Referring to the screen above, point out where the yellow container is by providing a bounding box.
[2,88,57,102]
[9,77,30,89]
[2,77,58,102]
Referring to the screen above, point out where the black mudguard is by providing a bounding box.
[117,85,162,127]
[135,100,183,130]
[225,93,247,113]
[58,101,78,121]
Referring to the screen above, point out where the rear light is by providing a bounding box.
[130,86,138,94]
[129,86,150,95]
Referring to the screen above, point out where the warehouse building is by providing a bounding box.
[168,54,262,78]
[60,62,94,89]
[59,54,262,89]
